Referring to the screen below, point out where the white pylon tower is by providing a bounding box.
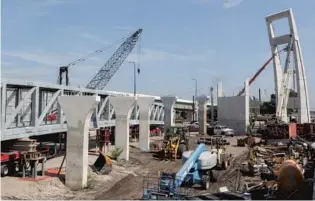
[265,8,311,123]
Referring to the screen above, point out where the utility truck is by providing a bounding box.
[213,125,234,137]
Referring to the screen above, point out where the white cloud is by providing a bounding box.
[2,51,85,67]
[1,48,171,86]
[191,0,215,5]
[127,48,217,64]
[223,0,243,9]
[35,0,70,8]
[191,0,243,8]
[2,47,217,86]
[115,26,138,32]
[2,0,70,23]
[79,33,110,45]
[1,61,15,66]
[1,50,106,85]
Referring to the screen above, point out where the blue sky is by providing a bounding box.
[1,0,315,108]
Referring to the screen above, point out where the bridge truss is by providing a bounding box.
[1,79,165,141]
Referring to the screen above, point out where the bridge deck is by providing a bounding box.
[0,79,199,141]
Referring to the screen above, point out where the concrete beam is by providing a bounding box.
[197,95,209,135]
[109,96,135,161]
[138,97,155,152]
[58,95,100,190]
[217,81,223,98]
[161,95,178,132]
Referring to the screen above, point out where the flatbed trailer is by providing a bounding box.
[1,140,57,177]
[1,151,21,176]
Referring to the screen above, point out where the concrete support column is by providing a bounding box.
[109,96,135,161]
[197,95,209,135]
[187,111,194,122]
[161,96,178,132]
[58,95,100,190]
[217,81,223,98]
[138,97,155,152]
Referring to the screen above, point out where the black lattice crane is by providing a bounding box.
[86,28,142,90]
[57,29,142,87]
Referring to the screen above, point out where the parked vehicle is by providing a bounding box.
[213,125,234,137]
[188,122,211,132]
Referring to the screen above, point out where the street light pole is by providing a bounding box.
[210,86,214,124]
[128,61,137,97]
[129,61,138,117]
[192,79,198,121]
[129,61,139,141]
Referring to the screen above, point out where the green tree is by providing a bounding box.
[260,93,276,114]
[289,89,297,97]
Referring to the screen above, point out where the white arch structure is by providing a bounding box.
[98,95,165,122]
[266,8,311,123]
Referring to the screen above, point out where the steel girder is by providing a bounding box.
[1,80,165,141]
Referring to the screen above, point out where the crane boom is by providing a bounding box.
[175,143,206,188]
[86,29,143,90]
[276,38,294,121]
[237,56,274,96]
[57,37,125,86]
[237,47,288,96]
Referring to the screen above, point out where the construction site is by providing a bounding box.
[1,6,315,200]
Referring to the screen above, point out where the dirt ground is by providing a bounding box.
[0,153,140,200]
[96,135,249,200]
[1,134,249,200]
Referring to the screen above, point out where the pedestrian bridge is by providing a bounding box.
[1,79,215,141]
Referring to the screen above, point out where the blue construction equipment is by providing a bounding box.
[143,143,221,200]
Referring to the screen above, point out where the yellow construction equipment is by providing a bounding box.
[93,151,112,175]
[162,125,189,160]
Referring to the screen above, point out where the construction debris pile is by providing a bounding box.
[225,135,315,200]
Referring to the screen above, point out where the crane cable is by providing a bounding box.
[57,36,127,85]
[66,36,127,67]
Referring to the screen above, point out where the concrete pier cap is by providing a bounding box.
[197,95,209,135]
[109,96,135,161]
[137,97,155,152]
[161,95,178,132]
[58,95,100,191]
